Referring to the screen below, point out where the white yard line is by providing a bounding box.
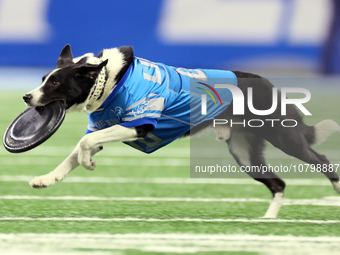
[1,146,339,160]
[1,144,338,167]
[0,217,340,224]
[0,157,189,166]
[0,146,190,158]
[1,195,340,207]
[0,175,334,186]
[0,233,340,254]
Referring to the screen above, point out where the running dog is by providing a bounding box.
[23,44,340,218]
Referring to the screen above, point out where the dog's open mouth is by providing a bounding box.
[46,98,67,106]
[35,100,66,111]
[29,99,67,110]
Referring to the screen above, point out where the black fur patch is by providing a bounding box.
[38,60,108,109]
[57,44,73,67]
[135,124,154,138]
[97,51,103,58]
[76,56,89,65]
[115,46,134,84]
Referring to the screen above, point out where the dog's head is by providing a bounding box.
[23,44,108,110]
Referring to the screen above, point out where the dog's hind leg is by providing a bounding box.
[227,129,285,218]
[260,117,340,193]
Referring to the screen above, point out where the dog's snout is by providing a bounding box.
[23,94,33,103]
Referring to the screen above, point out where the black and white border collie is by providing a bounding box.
[23,44,340,218]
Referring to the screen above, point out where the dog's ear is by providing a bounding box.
[57,44,74,67]
[75,59,108,80]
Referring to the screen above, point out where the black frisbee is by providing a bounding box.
[3,101,66,153]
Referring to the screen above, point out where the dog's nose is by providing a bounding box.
[23,94,32,103]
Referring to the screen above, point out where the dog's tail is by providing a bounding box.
[307,119,340,146]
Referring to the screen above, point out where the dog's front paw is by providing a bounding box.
[78,150,96,171]
[77,137,97,171]
[29,174,60,188]
[80,157,96,171]
[29,171,65,188]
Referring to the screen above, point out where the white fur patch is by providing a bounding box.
[101,48,126,86]
[73,53,95,63]
[213,125,230,141]
[66,103,86,113]
[314,119,340,146]
[262,192,283,219]
[228,131,251,166]
[27,68,60,106]
[71,48,126,113]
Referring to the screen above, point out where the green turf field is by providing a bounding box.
[0,89,340,254]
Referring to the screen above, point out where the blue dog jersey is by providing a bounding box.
[86,57,238,153]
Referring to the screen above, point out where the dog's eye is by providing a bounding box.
[49,77,60,86]
[52,80,60,86]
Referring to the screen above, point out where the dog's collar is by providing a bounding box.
[85,65,108,111]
